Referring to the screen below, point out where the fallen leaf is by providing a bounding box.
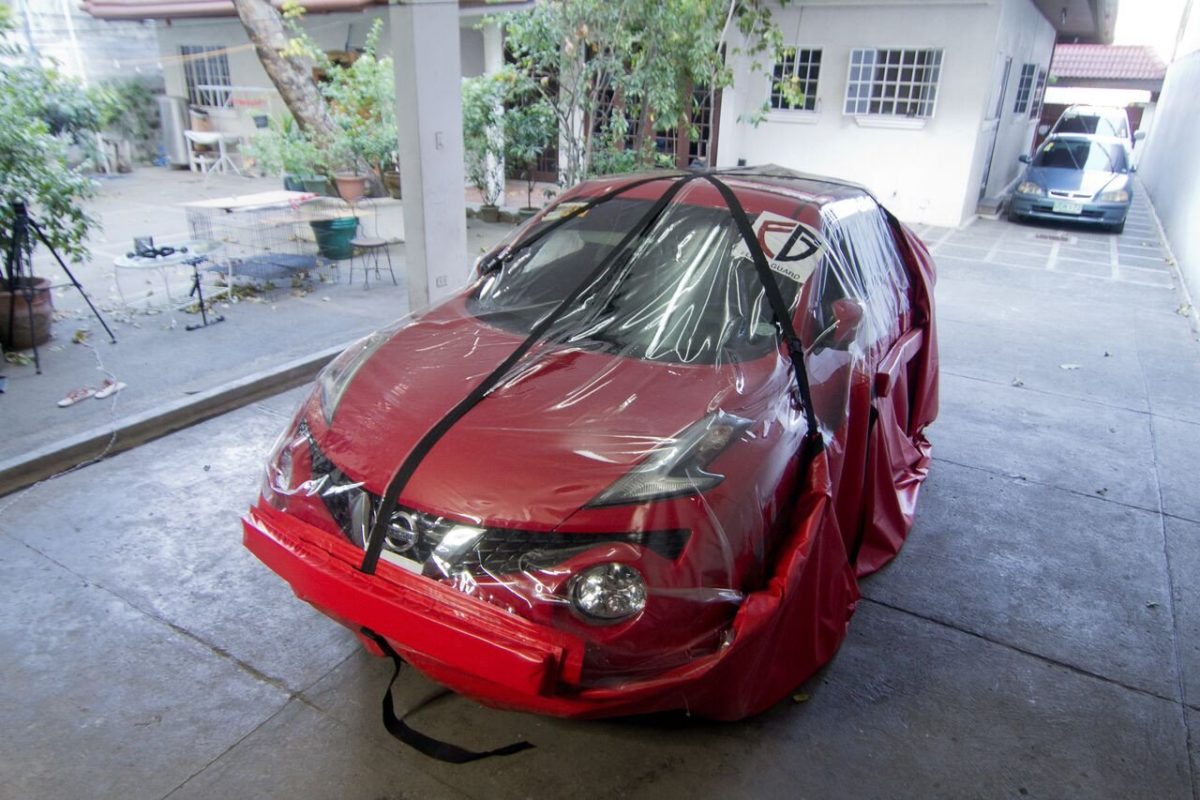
[71,328,90,344]
[1059,363,1081,370]
[1011,378,1024,387]
[1146,602,1160,609]
[1096,488,1108,496]
[792,692,810,704]
[1178,304,1193,317]
[4,351,33,366]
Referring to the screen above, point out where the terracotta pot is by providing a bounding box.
[335,174,368,204]
[0,276,54,350]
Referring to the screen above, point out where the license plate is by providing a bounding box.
[1052,200,1083,215]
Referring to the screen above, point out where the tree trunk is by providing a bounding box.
[232,0,336,143]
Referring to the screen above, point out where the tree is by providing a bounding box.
[231,0,336,142]
[498,0,798,184]
[0,5,97,264]
[461,72,507,207]
[502,79,556,210]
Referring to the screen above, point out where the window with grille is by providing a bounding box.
[844,48,943,118]
[1013,63,1036,114]
[181,45,232,107]
[770,48,821,112]
[1029,68,1047,119]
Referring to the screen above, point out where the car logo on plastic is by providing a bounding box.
[733,210,823,284]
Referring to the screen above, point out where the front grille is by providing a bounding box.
[302,425,690,576]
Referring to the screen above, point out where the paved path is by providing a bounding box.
[1,199,1198,799]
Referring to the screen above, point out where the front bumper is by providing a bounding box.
[244,471,860,720]
[1010,194,1129,226]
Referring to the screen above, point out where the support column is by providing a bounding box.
[482,22,505,205]
[390,0,469,310]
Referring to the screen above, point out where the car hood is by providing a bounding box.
[1026,166,1127,198]
[315,298,776,529]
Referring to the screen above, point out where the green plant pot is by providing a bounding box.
[283,175,306,192]
[310,217,359,260]
[301,176,331,196]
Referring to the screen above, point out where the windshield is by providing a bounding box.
[1034,139,1128,173]
[1054,113,1126,138]
[468,194,799,365]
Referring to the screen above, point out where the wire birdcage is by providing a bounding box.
[184,194,350,286]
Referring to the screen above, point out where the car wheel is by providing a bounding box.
[1110,219,1125,234]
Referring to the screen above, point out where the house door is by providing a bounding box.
[978,55,1012,200]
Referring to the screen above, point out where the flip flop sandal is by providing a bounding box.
[94,379,127,400]
[58,386,97,407]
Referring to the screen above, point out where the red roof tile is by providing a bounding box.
[1051,44,1167,81]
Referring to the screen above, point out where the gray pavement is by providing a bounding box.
[0,167,514,471]
[2,191,1199,799]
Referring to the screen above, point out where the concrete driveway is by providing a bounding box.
[2,193,1198,799]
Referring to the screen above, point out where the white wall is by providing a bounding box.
[1138,7,1200,305]
[718,0,1053,226]
[976,0,1056,200]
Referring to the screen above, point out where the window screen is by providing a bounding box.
[844,48,943,118]
[1029,68,1047,119]
[1013,63,1036,114]
[770,48,821,112]
[181,45,232,107]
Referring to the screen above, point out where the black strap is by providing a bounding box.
[362,629,534,763]
[700,175,820,438]
[360,173,699,574]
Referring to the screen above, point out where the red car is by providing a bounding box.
[244,167,938,722]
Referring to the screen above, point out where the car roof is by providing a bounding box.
[1042,132,1129,147]
[571,165,878,222]
[1061,104,1128,118]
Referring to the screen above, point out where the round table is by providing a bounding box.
[113,240,222,323]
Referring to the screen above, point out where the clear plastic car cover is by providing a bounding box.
[246,165,939,719]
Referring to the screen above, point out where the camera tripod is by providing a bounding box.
[4,200,116,374]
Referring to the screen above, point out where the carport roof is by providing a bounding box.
[82,0,530,21]
[1051,44,1168,81]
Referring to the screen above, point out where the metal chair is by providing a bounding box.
[348,209,397,289]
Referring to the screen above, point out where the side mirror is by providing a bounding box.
[828,298,864,350]
[1018,154,1031,164]
[1134,130,1147,141]
[1038,124,1050,136]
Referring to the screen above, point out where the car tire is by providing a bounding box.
[1110,219,1125,234]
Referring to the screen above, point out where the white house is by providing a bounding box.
[81,0,526,142]
[716,0,1116,226]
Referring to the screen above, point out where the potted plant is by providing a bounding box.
[1,7,97,349]
[503,81,555,218]
[380,149,402,199]
[462,73,506,222]
[246,115,330,194]
[322,21,397,204]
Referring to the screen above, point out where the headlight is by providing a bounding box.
[1098,189,1129,203]
[569,562,647,622]
[317,330,390,425]
[587,411,753,507]
[1016,181,1044,196]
